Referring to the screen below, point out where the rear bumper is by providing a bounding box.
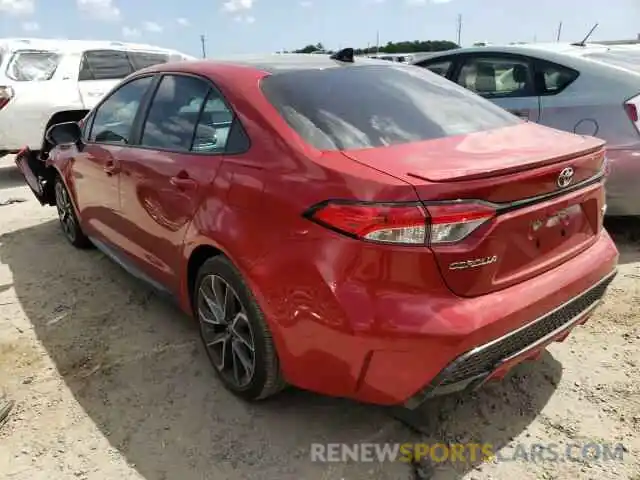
[605,148,640,216]
[403,269,615,408]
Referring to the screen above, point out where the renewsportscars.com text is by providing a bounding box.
[310,442,626,464]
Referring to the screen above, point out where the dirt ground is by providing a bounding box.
[0,155,638,480]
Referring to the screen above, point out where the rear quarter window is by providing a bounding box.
[5,50,60,81]
[260,64,520,151]
[535,60,579,95]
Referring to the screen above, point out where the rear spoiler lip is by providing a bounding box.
[406,144,606,183]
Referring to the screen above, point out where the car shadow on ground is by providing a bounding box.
[604,217,640,265]
[0,219,566,480]
[0,164,25,191]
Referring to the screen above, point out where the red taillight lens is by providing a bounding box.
[625,95,640,134]
[625,102,638,123]
[0,86,14,110]
[425,202,496,244]
[307,202,428,244]
[305,200,495,245]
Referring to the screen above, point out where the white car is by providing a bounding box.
[0,38,193,158]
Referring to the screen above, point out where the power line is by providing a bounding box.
[556,21,563,42]
[200,34,207,59]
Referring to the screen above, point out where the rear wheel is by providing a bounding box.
[54,177,91,249]
[194,256,286,400]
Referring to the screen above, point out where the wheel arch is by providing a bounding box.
[186,243,225,312]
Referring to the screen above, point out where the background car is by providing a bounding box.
[0,38,193,160]
[16,53,617,408]
[413,43,640,216]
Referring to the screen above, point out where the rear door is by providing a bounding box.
[451,53,541,122]
[77,50,133,109]
[116,73,243,292]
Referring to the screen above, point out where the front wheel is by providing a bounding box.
[194,256,286,400]
[54,177,91,249]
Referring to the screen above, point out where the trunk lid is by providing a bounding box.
[343,123,608,297]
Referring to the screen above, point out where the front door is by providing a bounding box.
[70,75,155,246]
[452,54,541,123]
[117,74,237,292]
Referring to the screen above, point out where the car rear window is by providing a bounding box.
[260,64,520,150]
[585,51,640,73]
[5,50,60,81]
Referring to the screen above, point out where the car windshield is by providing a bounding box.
[260,64,520,151]
[584,51,640,73]
[6,50,60,81]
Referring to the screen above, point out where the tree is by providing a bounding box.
[290,39,459,55]
[293,42,326,53]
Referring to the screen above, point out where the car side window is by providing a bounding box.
[79,50,170,81]
[79,50,133,81]
[418,59,452,77]
[455,56,535,98]
[140,75,210,151]
[128,51,169,71]
[535,60,578,95]
[88,76,153,144]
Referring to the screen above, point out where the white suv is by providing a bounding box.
[0,38,193,158]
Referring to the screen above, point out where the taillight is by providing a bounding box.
[304,200,495,245]
[424,202,496,244]
[0,86,14,110]
[624,94,640,133]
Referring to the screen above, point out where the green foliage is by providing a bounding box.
[288,40,459,54]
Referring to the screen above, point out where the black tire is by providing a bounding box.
[194,255,286,401]
[54,176,91,249]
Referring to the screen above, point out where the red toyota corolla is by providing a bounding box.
[16,51,618,409]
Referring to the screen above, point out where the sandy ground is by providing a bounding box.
[0,155,638,480]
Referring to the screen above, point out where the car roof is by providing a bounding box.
[413,43,618,62]
[0,37,188,56]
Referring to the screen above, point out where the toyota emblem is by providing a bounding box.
[557,167,574,188]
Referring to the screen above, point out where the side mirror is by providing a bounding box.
[45,121,82,147]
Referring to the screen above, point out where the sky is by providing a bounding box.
[0,0,639,57]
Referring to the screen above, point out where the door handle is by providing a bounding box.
[103,160,120,176]
[170,175,197,190]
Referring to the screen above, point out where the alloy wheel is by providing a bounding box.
[55,182,76,243]
[197,274,256,388]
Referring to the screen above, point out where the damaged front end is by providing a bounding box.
[14,147,56,206]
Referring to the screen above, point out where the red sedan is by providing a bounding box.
[16,50,618,408]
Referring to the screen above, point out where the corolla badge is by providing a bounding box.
[449,256,498,271]
[557,167,575,188]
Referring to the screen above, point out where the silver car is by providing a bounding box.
[414,43,640,216]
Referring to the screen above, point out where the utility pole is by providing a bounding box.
[375,30,380,55]
[456,14,462,46]
[556,21,563,42]
[200,34,207,59]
